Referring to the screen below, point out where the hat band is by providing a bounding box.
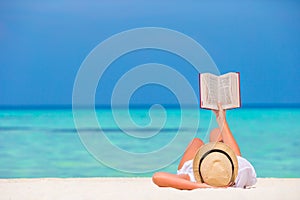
[198,149,235,183]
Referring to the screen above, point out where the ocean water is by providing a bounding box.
[0,107,299,178]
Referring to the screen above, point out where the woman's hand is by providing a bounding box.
[212,103,227,128]
[195,182,213,189]
[196,182,232,189]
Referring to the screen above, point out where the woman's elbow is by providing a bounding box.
[152,172,162,186]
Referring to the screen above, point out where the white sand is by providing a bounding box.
[0,178,299,200]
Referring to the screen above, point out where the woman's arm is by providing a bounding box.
[213,103,241,156]
[152,172,212,190]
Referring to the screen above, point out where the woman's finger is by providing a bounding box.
[217,103,223,110]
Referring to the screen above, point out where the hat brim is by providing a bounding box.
[193,142,238,186]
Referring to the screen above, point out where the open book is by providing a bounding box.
[199,72,241,110]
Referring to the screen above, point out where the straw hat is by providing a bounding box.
[193,142,238,187]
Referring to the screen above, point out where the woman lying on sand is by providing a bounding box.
[152,103,257,190]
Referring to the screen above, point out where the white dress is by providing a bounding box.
[177,156,257,188]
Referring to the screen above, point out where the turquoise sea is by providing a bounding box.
[0,107,299,178]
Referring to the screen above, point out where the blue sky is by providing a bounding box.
[0,0,299,106]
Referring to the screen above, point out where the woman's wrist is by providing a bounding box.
[217,117,227,128]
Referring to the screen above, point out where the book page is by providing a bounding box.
[218,72,240,109]
[201,73,218,109]
[230,73,240,108]
[218,74,232,107]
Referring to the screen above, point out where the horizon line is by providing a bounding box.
[0,103,300,110]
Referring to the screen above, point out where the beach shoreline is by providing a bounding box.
[0,178,299,200]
